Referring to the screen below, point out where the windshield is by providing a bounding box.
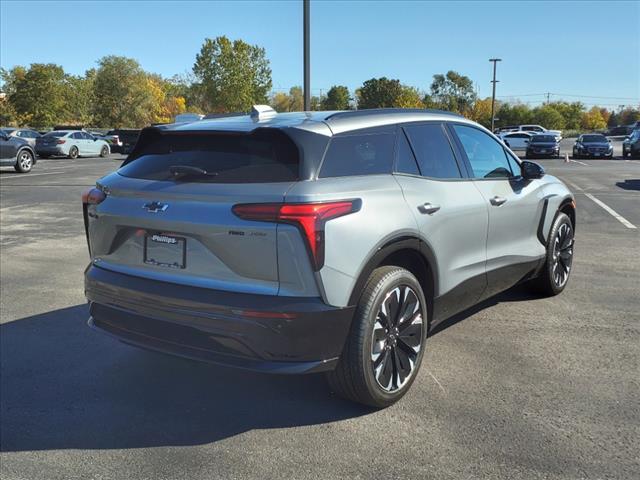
[581,135,606,143]
[44,131,67,137]
[531,135,556,143]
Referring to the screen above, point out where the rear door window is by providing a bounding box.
[319,131,395,178]
[395,129,420,176]
[403,123,462,179]
[119,130,300,183]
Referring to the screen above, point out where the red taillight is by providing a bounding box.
[82,187,106,205]
[56,139,66,144]
[232,200,360,270]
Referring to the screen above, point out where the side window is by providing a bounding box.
[71,132,82,139]
[452,124,513,179]
[83,132,94,140]
[319,131,395,178]
[404,124,461,179]
[505,150,521,176]
[395,129,420,176]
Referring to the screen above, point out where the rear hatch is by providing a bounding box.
[37,132,66,147]
[85,128,300,295]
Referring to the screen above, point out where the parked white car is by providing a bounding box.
[499,131,535,151]
[518,124,562,141]
[35,130,111,159]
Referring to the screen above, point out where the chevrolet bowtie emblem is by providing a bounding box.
[143,201,168,213]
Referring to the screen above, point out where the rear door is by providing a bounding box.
[86,129,300,295]
[393,123,489,320]
[449,123,547,298]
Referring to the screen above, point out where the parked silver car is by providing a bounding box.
[36,130,110,159]
[83,107,576,407]
[0,127,42,148]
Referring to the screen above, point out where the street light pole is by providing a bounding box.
[489,58,501,131]
[303,0,310,111]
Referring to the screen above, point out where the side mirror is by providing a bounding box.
[0,133,8,141]
[521,160,545,180]
[524,139,530,144]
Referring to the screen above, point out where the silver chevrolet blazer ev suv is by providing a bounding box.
[83,108,576,407]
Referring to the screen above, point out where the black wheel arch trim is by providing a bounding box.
[347,235,439,308]
[537,195,575,247]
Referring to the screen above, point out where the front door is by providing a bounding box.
[393,123,489,322]
[449,123,547,298]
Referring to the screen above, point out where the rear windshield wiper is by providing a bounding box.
[169,165,219,180]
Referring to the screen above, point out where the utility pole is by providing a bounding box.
[303,0,310,111]
[546,92,551,104]
[489,58,501,132]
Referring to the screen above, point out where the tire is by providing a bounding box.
[530,212,574,297]
[68,146,79,159]
[15,149,34,173]
[326,266,428,408]
[100,145,109,158]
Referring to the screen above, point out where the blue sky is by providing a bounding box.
[1,0,638,107]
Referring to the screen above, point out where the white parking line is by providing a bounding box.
[569,159,589,166]
[0,170,66,180]
[584,193,637,229]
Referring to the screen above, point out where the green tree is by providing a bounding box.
[92,56,157,127]
[496,103,531,127]
[607,111,619,127]
[0,96,18,126]
[8,63,67,128]
[547,101,584,130]
[321,85,350,110]
[63,69,95,125]
[193,36,272,113]
[356,77,404,109]
[531,105,566,130]
[428,70,476,114]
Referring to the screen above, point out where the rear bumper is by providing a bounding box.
[36,146,64,155]
[85,265,354,374]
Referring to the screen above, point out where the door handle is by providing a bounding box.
[418,203,441,215]
[490,196,507,206]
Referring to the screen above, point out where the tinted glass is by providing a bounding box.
[395,129,420,175]
[83,132,94,140]
[119,131,299,183]
[531,135,556,143]
[404,124,461,179]
[582,134,607,143]
[453,124,513,179]
[72,132,83,139]
[320,132,394,178]
[45,131,66,137]
[505,150,521,175]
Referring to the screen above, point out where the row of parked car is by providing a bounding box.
[494,123,640,159]
[0,126,141,173]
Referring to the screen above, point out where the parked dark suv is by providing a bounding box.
[0,130,36,173]
[83,107,575,407]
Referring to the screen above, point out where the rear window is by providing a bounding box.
[44,131,66,137]
[319,132,395,178]
[118,130,299,183]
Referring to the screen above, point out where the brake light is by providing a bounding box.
[82,187,106,205]
[232,200,361,270]
[56,139,66,144]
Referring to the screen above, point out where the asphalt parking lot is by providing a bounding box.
[1,152,639,479]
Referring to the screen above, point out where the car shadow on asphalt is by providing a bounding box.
[430,283,540,337]
[616,179,640,191]
[1,286,540,453]
[0,304,373,452]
